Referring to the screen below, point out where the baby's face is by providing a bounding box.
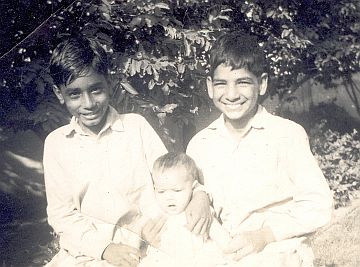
[153,166,193,215]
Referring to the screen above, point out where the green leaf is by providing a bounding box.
[96,32,113,44]
[154,2,170,10]
[281,29,292,38]
[35,78,45,94]
[148,79,155,90]
[129,17,143,28]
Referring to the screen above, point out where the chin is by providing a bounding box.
[167,210,180,215]
[82,116,106,126]
[224,113,246,121]
[83,121,102,127]
[163,208,182,215]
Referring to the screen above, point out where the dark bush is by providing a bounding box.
[283,102,360,208]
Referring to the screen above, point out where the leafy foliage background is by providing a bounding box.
[284,102,360,208]
[0,0,359,210]
[1,0,360,150]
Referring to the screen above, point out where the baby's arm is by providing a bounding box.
[208,218,232,252]
[116,214,165,259]
[137,186,167,250]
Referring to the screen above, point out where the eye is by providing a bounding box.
[237,80,253,85]
[67,90,81,99]
[174,189,183,192]
[157,190,165,194]
[213,81,226,87]
[91,88,103,94]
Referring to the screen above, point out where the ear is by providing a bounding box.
[53,85,65,104]
[206,76,214,99]
[258,73,268,96]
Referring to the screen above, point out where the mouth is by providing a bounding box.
[223,101,246,109]
[81,110,102,120]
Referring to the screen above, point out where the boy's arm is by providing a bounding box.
[139,115,168,170]
[225,227,275,260]
[185,188,212,237]
[102,243,141,266]
[208,216,274,260]
[226,127,333,261]
[261,125,333,241]
[44,136,114,260]
[185,140,213,237]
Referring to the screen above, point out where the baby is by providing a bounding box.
[137,152,237,267]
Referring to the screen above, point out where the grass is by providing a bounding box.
[310,197,360,267]
[1,129,360,266]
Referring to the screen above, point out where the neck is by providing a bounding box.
[79,108,109,136]
[80,124,103,136]
[224,105,259,138]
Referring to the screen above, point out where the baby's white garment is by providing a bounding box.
[139,212,232,267]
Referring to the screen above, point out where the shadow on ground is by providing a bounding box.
[0,130,55,266]
[1,130,360,266]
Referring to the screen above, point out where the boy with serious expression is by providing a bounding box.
[152,165,194,215]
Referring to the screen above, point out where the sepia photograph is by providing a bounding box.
[0,1,359,266]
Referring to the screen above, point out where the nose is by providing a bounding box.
[225,84,241,102]
[82,92,96,109]
[164,190,174,200]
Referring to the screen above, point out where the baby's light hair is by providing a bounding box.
[152,152,200,182]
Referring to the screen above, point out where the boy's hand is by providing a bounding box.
[224,226,275,261]
[141,216,166,248]
[102,243,141,266]
[185,191,212,238]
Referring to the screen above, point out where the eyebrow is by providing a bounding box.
[212,77,253,82]
[65,82,105,92]
[236,77,254,82]
[88,82,106,88]
[63,87,80,94]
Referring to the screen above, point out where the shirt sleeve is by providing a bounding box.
[263,124,333,241]
[186,137,205,185]
[187,137,216,203]
[139,116,168,171]
[43,135,113,260]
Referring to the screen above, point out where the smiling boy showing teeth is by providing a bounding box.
[187,31,333,266]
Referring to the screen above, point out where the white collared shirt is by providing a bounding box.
[43,106,167,259]
[187,106,333,241]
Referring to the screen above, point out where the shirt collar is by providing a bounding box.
[63,106,124,137]
[208,105,270,131]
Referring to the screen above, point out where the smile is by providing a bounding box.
[223,102,246,109]
[81,110,101,119]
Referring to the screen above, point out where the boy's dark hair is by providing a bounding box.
[153,152,200,182]
[208,31,267,77]
[49,36,109,87]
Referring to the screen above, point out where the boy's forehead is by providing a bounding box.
[212,64,258,79]
[62,70,108,90]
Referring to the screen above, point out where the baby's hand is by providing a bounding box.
[141,216,166,248]
[224,227,275,261]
